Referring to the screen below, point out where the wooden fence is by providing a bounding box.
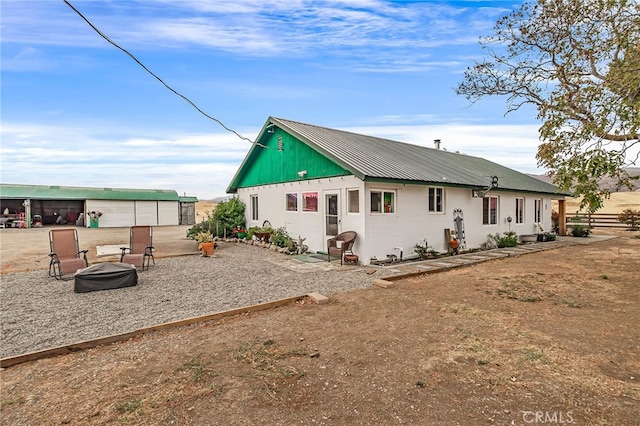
[565,213,629,229]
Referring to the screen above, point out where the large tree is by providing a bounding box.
[456,0,640,212]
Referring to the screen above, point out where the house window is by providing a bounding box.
[371,190,395,214]
[286,193,297,211]
[250,195,259,221]
[302,192,318,212]
[534,198,542,223]
[428,187,444,213]
[482,196,498,225]
[347,189,359,213]
[516,197,524,224]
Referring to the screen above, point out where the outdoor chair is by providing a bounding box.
[48,228,89,280]
[120,226,155,270]
[327,231,357,265]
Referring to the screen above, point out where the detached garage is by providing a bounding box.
[0,184,198,228]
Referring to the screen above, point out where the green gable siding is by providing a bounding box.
[231,129,350,190]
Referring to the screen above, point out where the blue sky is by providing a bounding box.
[1,0,545,199]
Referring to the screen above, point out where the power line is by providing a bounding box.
[63,0,267,148]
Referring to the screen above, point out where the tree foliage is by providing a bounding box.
[457,0,640,212]
[187,198,246,238]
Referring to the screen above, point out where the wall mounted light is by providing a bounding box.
[297,170,307,178]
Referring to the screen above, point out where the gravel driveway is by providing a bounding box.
[1,242,390,358]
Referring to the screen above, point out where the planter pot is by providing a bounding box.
[199,242,215,257]
[237,232,246,239]
[520,234,538,243]
[254,232,272,242]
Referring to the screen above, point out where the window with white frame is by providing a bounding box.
[347,189,359,213]
[428,187,444,213]
[286,193,297,211]
[371,190,395,214]
[302,192,318,212]
[534,198,542,223]
[250,195,259,221]
[516,197,524,224]
[482,195,498,225]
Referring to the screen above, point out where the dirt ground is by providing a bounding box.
[0,225,198,274]
[1,227,638,425]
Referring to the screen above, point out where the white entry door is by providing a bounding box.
[325,192,340,237]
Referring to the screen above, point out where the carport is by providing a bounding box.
[0,184,197,228]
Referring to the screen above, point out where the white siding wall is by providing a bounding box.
[135,201,158,225]
[158,201,179,226]
[237,178,556,264]
[86,200,135,227]
[84,200,180,227]
[237,176,365,254]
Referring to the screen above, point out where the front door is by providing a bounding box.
[325,192,339,237]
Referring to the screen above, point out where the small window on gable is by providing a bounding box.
[286,193,297,211]
[347,189,359,213]
[428,187,444,213]
[371,190,395,214]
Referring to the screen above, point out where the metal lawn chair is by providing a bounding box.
[48,228,89,280]
[120,226,155,270]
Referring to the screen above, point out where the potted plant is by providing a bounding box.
[253,225,274,242]
[87,210,102,228]
[233,226,247,239]
[194,230,215,256]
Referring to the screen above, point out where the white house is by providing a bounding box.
[227,117,567,264]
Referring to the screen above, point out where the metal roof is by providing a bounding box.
[262,117,566,196]
[0,184,182,201]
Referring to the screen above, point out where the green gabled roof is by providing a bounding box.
[227,117,567,196]
[0,183,181,201]
[179,196,199,203]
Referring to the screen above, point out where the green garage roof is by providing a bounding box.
[0,184,181,201]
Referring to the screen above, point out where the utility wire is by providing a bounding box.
[63,0,267,148]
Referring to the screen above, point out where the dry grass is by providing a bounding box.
[554,191,639,214]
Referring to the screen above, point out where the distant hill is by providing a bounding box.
[212,196,233,203]
[530,167,640,192]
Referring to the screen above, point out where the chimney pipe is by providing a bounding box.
[434,139,441,150]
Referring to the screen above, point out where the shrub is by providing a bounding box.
[551,210,560,233]
[414,239,432,259]
[571,224,590,237]
[187,198,246,238]
[497,231,519,247]
[618,208,640,230]
[270,227,295,249]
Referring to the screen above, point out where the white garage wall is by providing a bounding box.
[85,200,180,227]
[135,201,158,225]
[86,200,135,228]
[158,201,178,226]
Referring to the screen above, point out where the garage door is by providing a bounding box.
[135,201,158,226]
[86,200,135,227]
[158,201,178,226]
